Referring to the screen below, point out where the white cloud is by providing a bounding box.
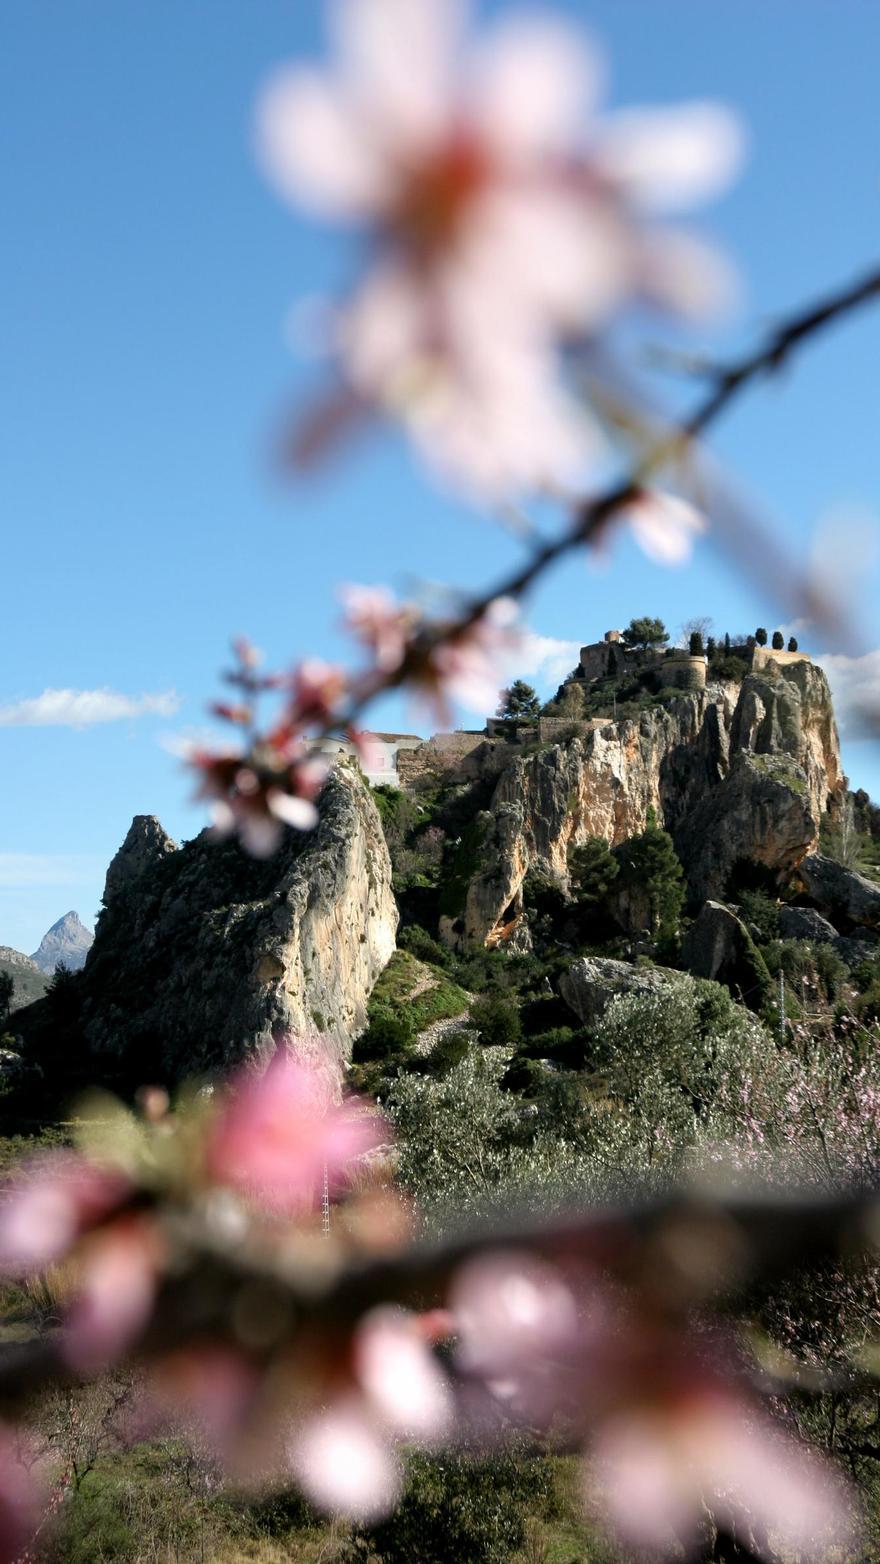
[815,651,880,739]
[0,688,181,728]
[0,854,104,888]
[518,633,582,690]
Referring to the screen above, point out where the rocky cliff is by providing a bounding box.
[447,661,844,948]
[31,911,93,974]
[32,765,397,1083]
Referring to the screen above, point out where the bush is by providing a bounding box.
[737,888,781,944]
[351,1008,413,1064]
[396,924,452,968]
[420,1029,471,1077]
[469,994,522,1049]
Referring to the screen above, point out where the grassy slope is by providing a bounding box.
[369,949,469,1032]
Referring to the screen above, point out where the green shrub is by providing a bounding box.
[397,924,451,968]
[351,1008,414,1064]
[737,888,781,944]
[469,994,522,1049]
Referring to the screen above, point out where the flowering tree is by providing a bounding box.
[3,2,880,1560]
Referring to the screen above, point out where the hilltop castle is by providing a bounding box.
[315,627,813,788]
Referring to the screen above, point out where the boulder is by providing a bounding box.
[559,956,682,1026]
[798,854,880,928]
[681,901,770,1007]
[779,905,839,945]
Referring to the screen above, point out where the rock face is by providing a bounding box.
[559,956,683,1026]
[779,905,839,945]
[798,854,880,929]
[102,817,178,907]
[449,662,844,948]
[72,766,397,1080]
[31,911,93,974]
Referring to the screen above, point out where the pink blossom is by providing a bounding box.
[355,1306,454,1442]
[0,1425,41,1564]
[193,742,329,858]
[593,1391,856,1559]
[288,1398,402,1522]
[0,1154,129,1276]
[340,585,412,672]
[417,597,521,721]
[257,0,742,498]
[205,1045,383,1213]
[62,1216,161,1374]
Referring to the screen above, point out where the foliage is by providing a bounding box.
[568,836,619,911]
[688,629,704,655]
[612,807,685,939]
[469,993,522,1048]
[0,973,13,1026]
[620,616,669,652]
[755,627,768,645]
[497,679,541,722]
[772,630,785,649]
[788,635,799,651]
[736,887,781,943]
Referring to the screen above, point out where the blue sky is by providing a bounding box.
[2,0,879,952]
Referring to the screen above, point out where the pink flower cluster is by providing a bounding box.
[258,0,743,501]
[191,590,520,855]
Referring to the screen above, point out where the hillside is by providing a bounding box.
[0,947,49,1012]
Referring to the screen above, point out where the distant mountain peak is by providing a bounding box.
[30,910,93,975]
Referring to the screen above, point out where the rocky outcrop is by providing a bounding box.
[681,900,770,1007]
[798,854,880,929]
[779,905,839,945]
[52,766,397,1081]
[559,956,684,1026]
[102,816,177,907]
[449,663,844,948]
[31,911,93,974]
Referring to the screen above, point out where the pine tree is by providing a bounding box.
[688,630,704,656]
[621,617,669,653]
[568,836,619,909]
[755,627,768,646]
[496,680,541,722]
[613,808,685,939]
[788,635,799,652]
[772,630,785,650]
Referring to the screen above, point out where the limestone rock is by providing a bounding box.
[779,905,839,944]
[679,753,816,905]
[559,956,683,1026]
[31,767,397,1082]
[31,911,93,974]
[102,816,178,907]
[798,854,880,928]
[681,901,770,1006]
[454,662,843,947]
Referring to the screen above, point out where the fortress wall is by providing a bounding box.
[397,732,508,787]
[752,647,812,671]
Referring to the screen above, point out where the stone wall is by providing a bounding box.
[396,732,509,787]
[752,647,812,672]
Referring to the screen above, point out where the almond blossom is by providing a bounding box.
[289,1306,453,1520]
[622,488,706,566]
[593,1390,856,1560]
[205,1045,383,1213]
[257,0,743,499]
